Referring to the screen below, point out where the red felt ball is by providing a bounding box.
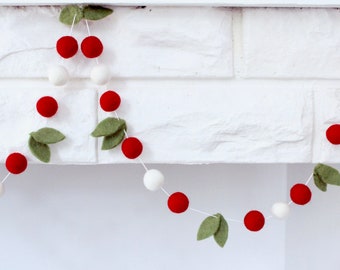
[121,137,143,159]
[56,36,78,59]
[244,210,265,232]
[167,192,189,214]
[6,153,28,174]
[326,124,340,145]
[290,183,312,205]
[36,96,58,118]
[100,91,121,112]
[81,36,103,58]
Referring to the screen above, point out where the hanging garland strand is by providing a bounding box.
[2,5,340,249]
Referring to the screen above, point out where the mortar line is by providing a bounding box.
[231,7,244,79]
[311,84,317,163]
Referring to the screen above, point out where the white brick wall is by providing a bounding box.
[0,6,339,164]
[243,8,340,78]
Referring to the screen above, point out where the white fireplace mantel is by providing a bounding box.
[0,0,339,8]
[1,6,340,164]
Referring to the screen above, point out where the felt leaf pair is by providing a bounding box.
[91,117,126,150]
[29,128,65,163]
[313,163,340,192]
[60,5,113,25]
[197,213,228,247]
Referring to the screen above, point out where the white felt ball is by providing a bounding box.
[48,65,69,86]
[143,169,165,191]
[90,64,111,85]
[271,202,290,219]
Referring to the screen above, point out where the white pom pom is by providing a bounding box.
[143,169,165,191]
[90,64,111,85]
[271,202,290,219]
[48,65,69,86]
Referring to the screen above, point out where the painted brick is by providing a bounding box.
[0,7,336,164]
[0,80,314,164]
[243,8,340,78]
[0,6,233,79]
[314,89,340,162]
[97,80,313,163]
[0,85,97,164]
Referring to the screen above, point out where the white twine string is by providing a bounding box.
[58,13,78,66]
[189,208,219,219]
[114,111,129,138]
[1,172,11,184]
[85,19,99,65]
[190,207,243,223]
[138,157,148,172]
[160,187,170,196]
[228,218,243,223]
[69,13,77,35]
[85,19,91,36]
[305,172,314,186]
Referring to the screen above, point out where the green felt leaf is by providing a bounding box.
[59,5,83,25]
[83,5,113,21]
[213,214,228,248]
[30,128,65,145]
[197,214,221,241]
[313,171,327,192]
[313,163,340,192]
[102,129,126,150]
[28,136,51,163]
[91,117,126,137]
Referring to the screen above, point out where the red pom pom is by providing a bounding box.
[326,124,340,145]
[244,210,265,232]
[167,192,189,213]
[6,153,28,174]
[121,137,143,159]
[81,36,103,58]
[290,183,312,205]
[36,96,58,118]
[100,91,121,112]
[56,36,78,59]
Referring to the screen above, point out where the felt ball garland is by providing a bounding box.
[5,153,28,174]
[81,36,103,58]
[143,169,165,191]
[56,35,78,59]
[290,183,312,205]
[271,202,290,219]
[36,96,58,118]
[30,95,65,163]
[121,137,143,159]
[100,90,121,112]
[4,5,340,251]
[326,124,340,145]
[168,192,190,213]
[45,9,340,251]
[91,64,111,85]
[244,210,265,232]
[48,65,69,86]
